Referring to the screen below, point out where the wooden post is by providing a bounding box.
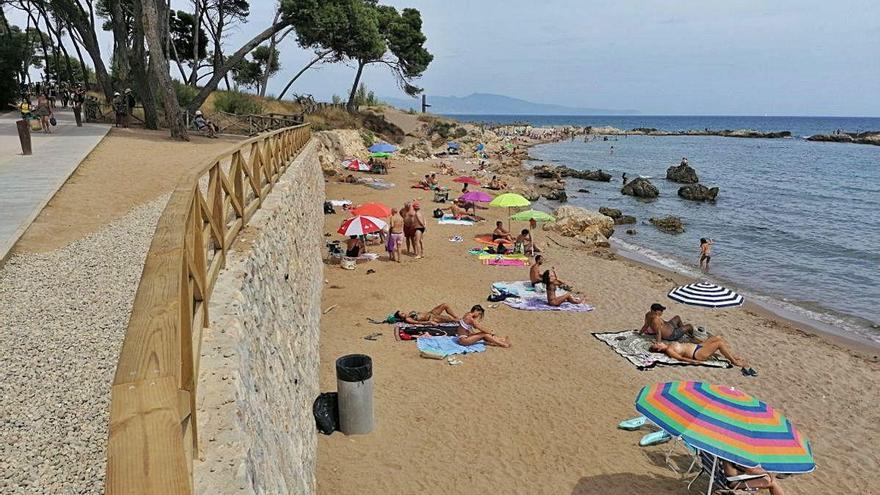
[16,120,33,156]
[73,106,83,127]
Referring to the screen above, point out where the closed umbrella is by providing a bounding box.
[489,193,531,230]
[350,203,392,218]
[636,381,815,494]
[368,142,397,153]
[668,282,744,308]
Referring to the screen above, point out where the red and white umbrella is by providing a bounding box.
[344,158,371,171]
[338,215,387,236]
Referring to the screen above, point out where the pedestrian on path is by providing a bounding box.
[35,95,52,134]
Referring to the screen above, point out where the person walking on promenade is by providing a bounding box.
[35,94,52,134]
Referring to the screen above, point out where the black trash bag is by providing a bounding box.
[323,201,336,214]
[313,392,339,435]
[433,208,444,218]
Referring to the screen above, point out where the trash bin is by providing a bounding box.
[336,354,373,435]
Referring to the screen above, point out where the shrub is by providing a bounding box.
[213,89,263,115]
[173,80,199,109]
[360,129,377,148]
[453,127,468,139]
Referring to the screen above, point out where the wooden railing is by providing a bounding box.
[105,124,312,494]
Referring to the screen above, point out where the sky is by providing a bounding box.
[7,0,880,116]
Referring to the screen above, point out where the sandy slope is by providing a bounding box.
[317,155,879,494]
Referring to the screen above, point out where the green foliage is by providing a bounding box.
[232,45,281,90]
[173,80,199,108]
[360,129,376,147]
[354,83,379,107]
[170,10,208,63]
[331,94,343,105]
[213,89,264,115]
[44,56,93,85]
[430,121,458,139]
[452,127,468,139]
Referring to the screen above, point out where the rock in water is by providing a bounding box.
[615,215,636,225]
[598,207,622,219]
[649,216,685,234]
[621,177,659,198]
[625,229,637,235]
[678,184,719,201]
[666,163,699,184]
[544,205,615,247]
[543,188,568,202]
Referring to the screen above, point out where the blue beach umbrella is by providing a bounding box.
[447,141,461,150]
[475,143,485,151]
[368,142,397,153]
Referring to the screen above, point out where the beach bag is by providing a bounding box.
[323,201,335,214]
[340,257,357,270]
[433,208,444,218]
[30,119,42,131]
[50,116,57,126]
[312,392,339,435]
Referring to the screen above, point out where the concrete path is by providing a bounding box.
[0,110,110,261]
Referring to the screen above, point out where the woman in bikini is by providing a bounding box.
[650,336,757,375]
[541,270,583,306]
[394,304,459,325]
[456,305,510,347]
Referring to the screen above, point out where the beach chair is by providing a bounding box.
[684,448,769,494]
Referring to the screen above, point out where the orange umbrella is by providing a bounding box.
[350,202,392,218]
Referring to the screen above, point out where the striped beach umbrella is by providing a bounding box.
[667,282,743,308]
[338,215,387,236]
[636,381,815,475]
[344,158,370,171]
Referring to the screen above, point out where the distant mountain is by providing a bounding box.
[381,92,638,116]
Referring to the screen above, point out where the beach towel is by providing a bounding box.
[411,184,430,190]
[477,253,528,261]
[482,258,529,266]
[417,336,486,357]
[503,297,593,312]
[473,234,512,247]
[395,323,459,341]
[328,199,352,207]
[438,214,475,226]
[491,281,538,297]
[592,330,732,370]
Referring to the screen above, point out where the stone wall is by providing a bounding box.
[194,140,324,495]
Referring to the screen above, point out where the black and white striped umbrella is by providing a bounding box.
[667,282,744,308]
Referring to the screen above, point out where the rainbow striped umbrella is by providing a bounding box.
[635,381,815,474]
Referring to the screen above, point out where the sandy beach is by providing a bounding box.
[316,152,880,494]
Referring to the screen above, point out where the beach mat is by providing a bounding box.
[592,330,732,370]
[473,234,512,247]
[395,323,459,341]
[482,258,528,266]
[417,336,486,357]
[438,214,475,226]
[503,297,593,312]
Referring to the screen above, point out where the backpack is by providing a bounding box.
[323,201,335,214]
[433,208,444,218]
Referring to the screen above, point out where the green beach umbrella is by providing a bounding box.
[510,210,555,222]
[370,152,392,158]
[489,193,531,230]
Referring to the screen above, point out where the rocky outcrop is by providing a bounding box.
[537,181,567,202]
[650,216,684,234]
[544,205,614,247]
[599,206,635,225]
[510,184,541,202]
[678,184,719,202]
[621,177,659,198]
[807,131,880,146]
[314,130,369,177]
[616,215,636,224]
[532,165,612,182]
[666,163,699,184]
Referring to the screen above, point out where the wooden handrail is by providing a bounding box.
[105,124,312,494]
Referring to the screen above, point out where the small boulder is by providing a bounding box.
[666,163,699,184]
[568,168,612,182]
[649,216,684,234]
[577,188,590,193]
[544,206,615,247]
[621,177,659,198]
[543,188,568,202]
[532,164,561,179]
[598,207,622,219]
[625,229,637,235]
[678,184,719,202]
[510,185,540,202]
[615,215,636,225]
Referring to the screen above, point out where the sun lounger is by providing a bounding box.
[685,449,769,494]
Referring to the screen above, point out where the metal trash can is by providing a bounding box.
[336,354,373,435]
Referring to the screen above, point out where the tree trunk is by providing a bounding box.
[258,11,281,98]
[49,0,115,100]
[142,0,188,140]
[107,0,131,86]
[189,0,201,85]
[346,60,366,112]
[131,0,159,129]
[186,18,291,113]
[66,19,90,87]
[277,50,332,101]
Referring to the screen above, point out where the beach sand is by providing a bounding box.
[317,156,879,494]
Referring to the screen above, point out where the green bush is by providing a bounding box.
[453,127,468,139]
[213,89,263,115]
[360,129,377,148]
[173,81,199,109]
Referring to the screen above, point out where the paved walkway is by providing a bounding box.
[0,110,110,261]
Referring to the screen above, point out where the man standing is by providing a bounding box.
[125,88,136,127]
[386,208,404,263]
[112,92,127,128]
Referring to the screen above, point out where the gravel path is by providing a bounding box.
[0,195,169,495]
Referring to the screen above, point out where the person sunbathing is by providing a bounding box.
[639,303,698,342]
[649,336,757,375]
[721,461,784,494]
[492,221,515,242]
[394,304,459,325]
[447,204,479,221]
[541,270,583,306]
[456,305,510,347]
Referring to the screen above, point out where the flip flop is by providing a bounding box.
[741,367,758,377]
[446,357,463,366]
[363,332,382,341]
[618,416,647,431]
[639,430,672,447]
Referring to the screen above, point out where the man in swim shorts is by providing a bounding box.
[387,207,404,262]
[640,303,699,343]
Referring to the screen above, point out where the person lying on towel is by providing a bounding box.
[650,336,757,376]
[394,304,459,325]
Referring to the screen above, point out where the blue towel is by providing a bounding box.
[417,336,486,356]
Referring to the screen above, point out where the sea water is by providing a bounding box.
[454,115,880,346]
